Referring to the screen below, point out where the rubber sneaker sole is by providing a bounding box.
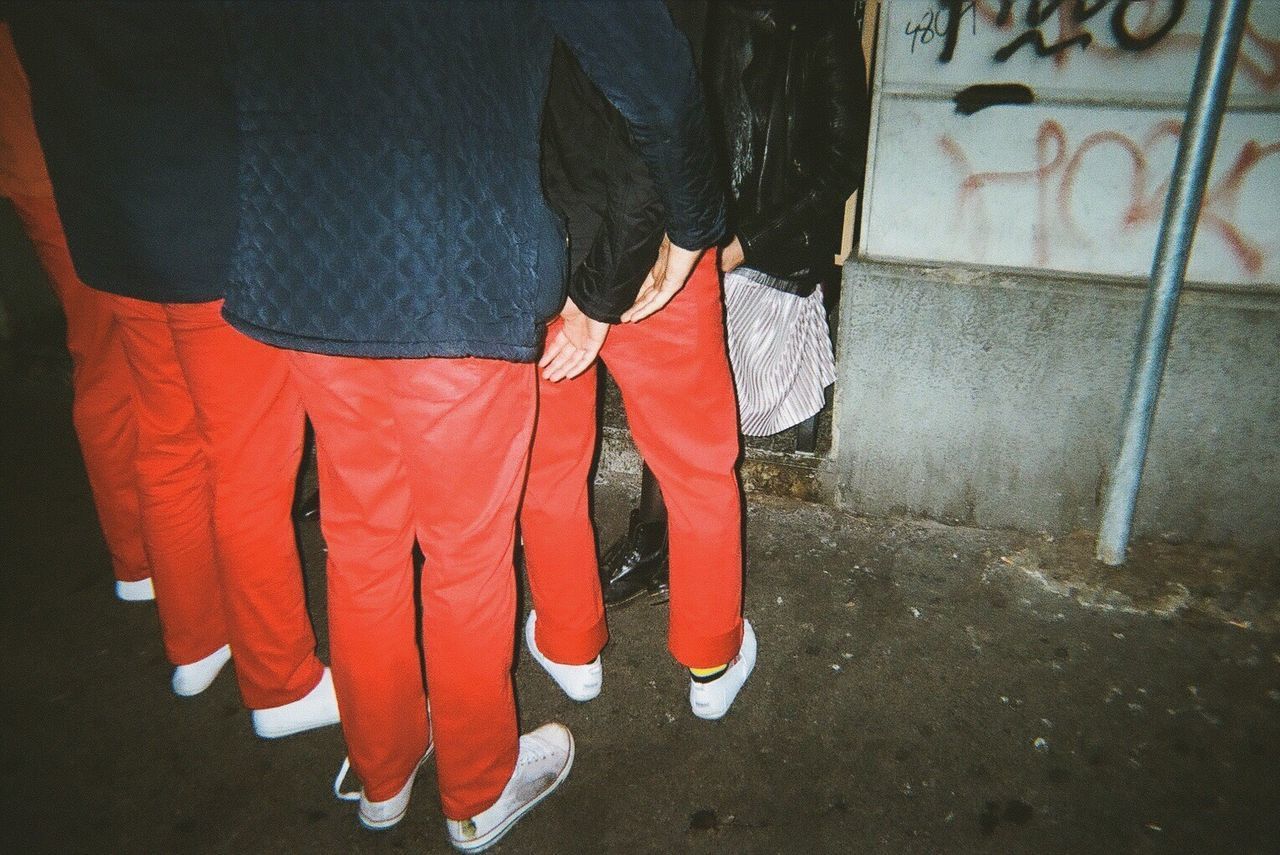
[447,724,574,853]
[358,748,434,831]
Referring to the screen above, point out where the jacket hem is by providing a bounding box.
[221,310,541,363]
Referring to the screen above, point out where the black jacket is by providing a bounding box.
[15,2,724,357]
[704,0,869,293]
[540,1,709,323]
[540,0,866,320]
[9,3,237,303]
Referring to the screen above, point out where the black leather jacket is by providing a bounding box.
[541,1,710,323]
[704,1,868,294]
[540,0,863,320]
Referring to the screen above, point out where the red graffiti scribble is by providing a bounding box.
[1058,131,1149,233]
[938,120,1280,276]
[938,122,1068,261]
[1200,139,1280,273]
[1240,23,1280,93]
[1057,120,1182,240]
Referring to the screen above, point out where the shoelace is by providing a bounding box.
[517,737,557,767]
[333,716,435,804]
[333,756,360,802]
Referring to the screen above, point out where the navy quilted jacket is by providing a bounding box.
[222,1,725,360]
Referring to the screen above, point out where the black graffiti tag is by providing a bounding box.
[936,0,1188,64]
[906,1,977,54]
[1109,0,1187,51]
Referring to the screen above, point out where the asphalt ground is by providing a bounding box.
[1,365,1277,854]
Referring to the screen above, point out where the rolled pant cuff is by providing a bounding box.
[669,620,744,671]
[443,756,517,822]
[113,566,151,584]
[536,615,608,666]
[242,655,326,711]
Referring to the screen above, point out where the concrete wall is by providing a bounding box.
[861,0,1280,285]
[832,259,1280,547]
[833,2,1280,547]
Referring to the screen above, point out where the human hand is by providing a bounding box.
[620,235,703,323]
[540,297,608,382]
[719,236,745,273]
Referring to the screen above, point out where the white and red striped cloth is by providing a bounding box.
[723,267,836,437]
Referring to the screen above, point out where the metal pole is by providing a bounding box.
[1095,0,1251,566]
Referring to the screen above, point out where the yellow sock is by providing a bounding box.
[690,663,727,682]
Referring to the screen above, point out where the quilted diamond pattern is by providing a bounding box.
[222,1,723,360]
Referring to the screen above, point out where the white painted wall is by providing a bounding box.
[859,0,1280,286]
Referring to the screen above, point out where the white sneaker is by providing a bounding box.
[171,644,232,697]
[251,666,341,738]
[689,618,757,720]
[115,577,155,602]
[525,611,601,702]
[335,745,434,830]
[445,722,574,853]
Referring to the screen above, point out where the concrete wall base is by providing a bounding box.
[597,426,835,505]
[833,259,1280,547]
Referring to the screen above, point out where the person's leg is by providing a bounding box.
[637,464,666,525]
[602,254,744,669]
[390,357,534,821]
[107,294,228,668]
[519,334,607,665]
[11,193,148,589]
[286,351,428,803]
[598,458,671,606]
[167,301,325,710]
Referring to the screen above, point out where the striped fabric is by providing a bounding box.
[724,267,837,437]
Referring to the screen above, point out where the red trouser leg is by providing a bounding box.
[286,354,425,802]
[9,193,148,583]
[288,353,531,818]
[604,254,744,667]
[108,295,228,666]
[520,350,608,665]
[166,301,323,709]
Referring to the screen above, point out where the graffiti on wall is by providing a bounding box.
[936,119,1280,276]
[928,0,1187,63]
[862,1,1280,284]
[899,0,1278,92]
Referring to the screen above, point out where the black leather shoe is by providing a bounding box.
[600,511,669,608]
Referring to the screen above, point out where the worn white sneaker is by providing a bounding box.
[689,618,757,720]
[525,611,601,702]
[115,577,155,602]
[445,722,574,853]
[335,745,434,830]
[171,643,232,697]
[251,666,341,738]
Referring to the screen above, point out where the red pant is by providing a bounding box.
[522,253,744,669]
[9,193,148,584]
[287,353,534,819]
[109,297,323,709]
